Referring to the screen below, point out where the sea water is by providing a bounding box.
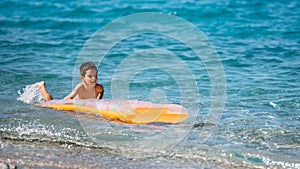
[1,0,299,168]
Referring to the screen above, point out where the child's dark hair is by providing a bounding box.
[80,62,98,76]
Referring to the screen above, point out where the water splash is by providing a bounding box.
[17,83,44,104]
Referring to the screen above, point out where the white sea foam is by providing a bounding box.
[269,102,277,108]
[17,83,44,104]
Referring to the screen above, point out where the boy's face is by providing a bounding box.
[81,69,98,87]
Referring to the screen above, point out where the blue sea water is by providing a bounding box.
[1,0,300,168]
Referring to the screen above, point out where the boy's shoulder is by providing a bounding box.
[75,82,84,89]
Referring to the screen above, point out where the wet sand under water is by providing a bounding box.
[1,139,261,169]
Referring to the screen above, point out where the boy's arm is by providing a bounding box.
[63,83,82,100]
[63,92,77,100]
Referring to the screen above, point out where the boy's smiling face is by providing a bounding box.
[81,69,98,87]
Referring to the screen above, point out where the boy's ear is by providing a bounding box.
[80,76,84,80]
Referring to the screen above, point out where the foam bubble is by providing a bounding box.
[17,83,44,104]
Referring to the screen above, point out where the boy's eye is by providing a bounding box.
[87,75,97,78]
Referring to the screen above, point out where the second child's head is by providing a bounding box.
[80,62,98,85]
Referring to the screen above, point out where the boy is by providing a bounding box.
[36,62,104,101]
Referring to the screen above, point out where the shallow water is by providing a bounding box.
[1,0,300,168]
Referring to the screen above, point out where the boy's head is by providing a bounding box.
[80,62,98,76]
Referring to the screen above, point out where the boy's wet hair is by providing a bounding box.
[80,62,98,76]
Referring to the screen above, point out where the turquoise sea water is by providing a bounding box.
[1,0,299,168]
